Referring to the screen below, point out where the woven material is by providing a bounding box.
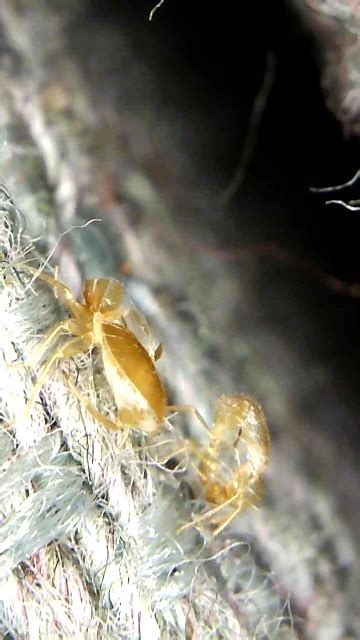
[0,2,358,638]
[292,0,360,135]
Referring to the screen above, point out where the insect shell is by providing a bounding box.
[86,278,167,433]
[16,270,167,435]
[191,393,270,534]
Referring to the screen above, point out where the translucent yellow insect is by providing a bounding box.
[7,266,270,535]
[183,393,270,535]
[10,269,167,434]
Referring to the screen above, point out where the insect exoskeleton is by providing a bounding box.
[188,393,270,534]
[82,278,161,361]
[81,277,167,433]
[8,268,167,435]
[96,319,167,433]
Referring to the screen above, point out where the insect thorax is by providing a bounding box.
[83,278,125,313]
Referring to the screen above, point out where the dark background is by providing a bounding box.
[84,0,360,453]
[90,0,359,279]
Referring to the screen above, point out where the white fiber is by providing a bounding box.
[0,190,248,638]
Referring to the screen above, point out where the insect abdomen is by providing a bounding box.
[100,322,167,428]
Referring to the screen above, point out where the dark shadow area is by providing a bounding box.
[88,0,359,273]
[82,0,359,455]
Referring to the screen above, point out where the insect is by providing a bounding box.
[6,265,271,534]
[182,393,270,535]
[8,267,169,434]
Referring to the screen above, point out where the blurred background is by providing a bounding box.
[80,0,360,517]
[0,0,359,637]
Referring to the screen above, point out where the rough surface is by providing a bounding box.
[293,0,360,135]
[0,1,358,639]
[0,193,250,638]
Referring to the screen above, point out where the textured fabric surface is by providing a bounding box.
[292,0,360,135]
[0,1,358,638]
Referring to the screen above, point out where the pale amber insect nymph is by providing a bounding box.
[185,393,270,535]
[8,266,270,535]
[11,269,167,434]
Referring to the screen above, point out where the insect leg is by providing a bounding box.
[63,372,130,437]
[212,500,247,536]
[166,404,209,431]
[8,319,75,369]
[178,492,240,534]
[4,337,86,427]
[10,263,86,319]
